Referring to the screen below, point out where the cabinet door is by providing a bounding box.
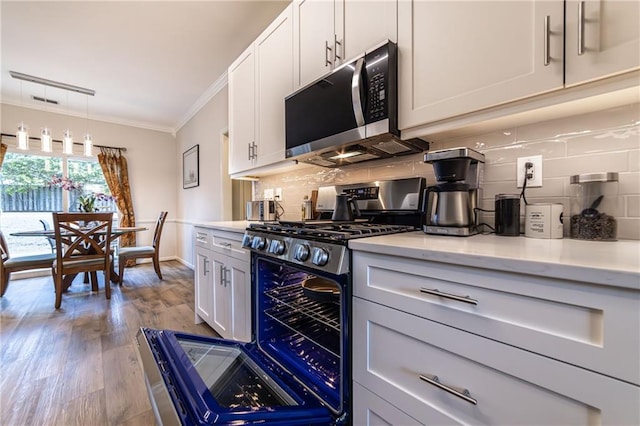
[293,0,336,88]
[398,0,564,130]
[255,5,293,168]
[565,0,640,86]
[211,253,232,338]
[228,44,256,175]
[194,247,213,324]
[227,256,252,343]
[340,0,397,64]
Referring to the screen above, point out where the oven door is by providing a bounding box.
[254,255,350,419]
[136,328,333,425]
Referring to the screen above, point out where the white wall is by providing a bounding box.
[174,86,230,267]
[1,103,179,257]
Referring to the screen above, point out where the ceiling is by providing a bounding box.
[1,0,290,133]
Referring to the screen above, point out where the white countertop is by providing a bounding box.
[349,232,640,290]
[193,221,251,233]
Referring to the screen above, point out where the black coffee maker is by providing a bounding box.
[423,147,485,236]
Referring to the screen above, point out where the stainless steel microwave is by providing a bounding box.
[285,40,429,168]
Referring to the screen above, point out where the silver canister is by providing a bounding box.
[302,197,314,220]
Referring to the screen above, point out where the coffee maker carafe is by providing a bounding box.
[423,147,485,236]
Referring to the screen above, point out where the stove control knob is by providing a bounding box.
[241,234,253,248]
[269,239,286,255]
[311,247,329,266]
[251,236,267,250]
[293,244,310,261]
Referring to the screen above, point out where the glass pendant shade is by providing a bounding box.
[41,128,53,152]
[83,134,93,156]
[63,129,74,154]
[17,123,29,150]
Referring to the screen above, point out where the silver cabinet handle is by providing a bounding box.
[419,374,478,405]
[420,288,478,305]
[203,257,209,276]
[334,34,341,62]
[252,141,258,160]
[247,142,252,160]
[544,15,551,66]
[578,1,585,56]
[351,57,365,127]
[218,242,232,248]
[325,40,332,67]
[219,264,225,285]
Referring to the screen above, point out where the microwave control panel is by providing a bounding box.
[365,42,394,124]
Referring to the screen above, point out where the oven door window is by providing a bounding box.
[177,338,296,408]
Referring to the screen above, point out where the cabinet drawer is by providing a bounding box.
[353,381,422,426]
[353,251,640,385]
[194,227,212,249]
[211,230,249,262]
[353,297,640,425]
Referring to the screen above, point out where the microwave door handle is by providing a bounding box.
[351,57,365,127]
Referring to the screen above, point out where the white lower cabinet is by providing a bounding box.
[351,250,640,425]
[194,227,251,342]
[353,382,422,426]
[353,297,640,425]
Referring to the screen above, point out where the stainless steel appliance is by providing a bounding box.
[285,41,429,167]
[424,147,485,236]
[246,200,276,221]
[135,178,424,425]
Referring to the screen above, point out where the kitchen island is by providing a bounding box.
[349,231,640,424]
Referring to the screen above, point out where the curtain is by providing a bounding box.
[97,147,136,251]
[0,143,7,170]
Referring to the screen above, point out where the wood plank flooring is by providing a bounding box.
[0,261,218,425]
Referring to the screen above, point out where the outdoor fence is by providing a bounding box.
[0,186,116,212]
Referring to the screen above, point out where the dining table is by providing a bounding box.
[11,226,147,287]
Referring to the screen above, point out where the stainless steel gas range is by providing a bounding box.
[136,178,425,425]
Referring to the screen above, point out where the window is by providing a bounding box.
[0,151,116,256]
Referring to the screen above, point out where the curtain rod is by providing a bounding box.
[0,133,126,152]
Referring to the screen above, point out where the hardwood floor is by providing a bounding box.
[0,261,218,425]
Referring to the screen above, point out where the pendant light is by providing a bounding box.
[83,94,92,156]
[63,91,73,155]
[41,86,52,152]
[16,81,29,150]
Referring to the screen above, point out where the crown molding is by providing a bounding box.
[175,71,228,132]
[2,100,175,134]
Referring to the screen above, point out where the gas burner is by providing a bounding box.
[248,221,415,241]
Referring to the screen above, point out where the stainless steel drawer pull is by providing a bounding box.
[419,374,478,405]
[578,1,585,56]
[203,258,209,276]
[543,15,551,66]
[420,288,478,305]
[334,34,341,61]
[218,242,232,248]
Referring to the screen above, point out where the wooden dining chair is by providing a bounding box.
[0,231,57,298]
[51,212,114,309]
[118,211,168,283]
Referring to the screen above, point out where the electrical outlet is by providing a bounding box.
[264,188,274,200]
[274,188,283,200]
[516,155,543,188]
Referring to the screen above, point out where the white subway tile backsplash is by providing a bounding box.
[545,151,629,178]
[260,103,640,239]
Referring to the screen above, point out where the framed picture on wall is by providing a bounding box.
[183,144,199,189]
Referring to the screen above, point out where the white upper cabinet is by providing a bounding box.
[398,0,564,129]
[565,0,640,86]
[255,5,293,168]
[293,0,336,87]
[228,45,256,175]
[340,0,397,62]
[228,4,293,175]
[294,0,398,89]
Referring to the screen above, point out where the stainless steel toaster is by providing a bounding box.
[246,200,276,221]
